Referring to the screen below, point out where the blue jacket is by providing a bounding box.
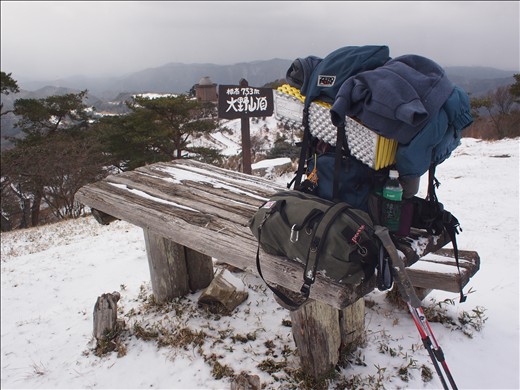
[330,54,455,144]
[396,86,474,178]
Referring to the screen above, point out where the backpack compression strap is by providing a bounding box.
[427,165,467,303]
[333,125,345,201]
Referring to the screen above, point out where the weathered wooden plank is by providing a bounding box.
[139,160,284,199]
[131,166,270,207]
[407,269,463,292]
[434,248,481,265]
[107,172,255,225]
[77,181,217,228]
[407,250,480,292]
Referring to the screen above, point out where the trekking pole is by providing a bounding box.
[374,226,459,390]
[409,304,458,389]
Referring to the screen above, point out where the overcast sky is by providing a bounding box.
[1,1,519,82]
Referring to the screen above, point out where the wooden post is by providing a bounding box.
[143,229,214,303]
[239,78,252,175]
[93,291,121,340]
[143,229,190,303]
[290,298,365,379]
[339,298,365,353]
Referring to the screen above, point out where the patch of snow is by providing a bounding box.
[251,157,291,169]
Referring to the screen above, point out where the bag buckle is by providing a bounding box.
[290,224,299,243]
[300,283,311,298]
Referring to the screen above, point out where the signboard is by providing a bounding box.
[218,85,274,119]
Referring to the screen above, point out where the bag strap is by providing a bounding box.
[443,210,466,302]
[427,164,467,303]
[300,202,352,297]
[255,210,308,309]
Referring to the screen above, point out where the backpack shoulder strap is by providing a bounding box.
[289,108,312,190]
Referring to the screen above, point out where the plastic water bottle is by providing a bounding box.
[382,170,403,232]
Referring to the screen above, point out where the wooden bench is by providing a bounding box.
[76,159,480,380]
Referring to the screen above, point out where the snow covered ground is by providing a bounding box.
[190,116,287,157]
[1,137,519,389]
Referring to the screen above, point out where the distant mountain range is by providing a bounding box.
[443,66,517,97]
[18,59,294,100]
[2,59,517,150]
[17,60,518,100]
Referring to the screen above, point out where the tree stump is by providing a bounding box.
[93,291,121,343]
[290,298,365,379]
[143,229,214,303]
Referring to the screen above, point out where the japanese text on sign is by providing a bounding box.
[218,85,273,119]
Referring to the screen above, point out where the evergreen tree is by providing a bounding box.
[0,71,20,116]
[96,94,220,171]
[510,74,520,102]
[1,90,108,227]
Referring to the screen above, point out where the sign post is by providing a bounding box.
[217,79,274,175]
[239,79,252,174]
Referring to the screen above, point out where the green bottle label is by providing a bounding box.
[383,188,402,201]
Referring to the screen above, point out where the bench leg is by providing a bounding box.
[339,298,365,352]
[143,229,213,303]
[185,247,214,292]
[289,298,365,379]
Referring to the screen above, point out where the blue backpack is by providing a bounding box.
[289,45,391,209]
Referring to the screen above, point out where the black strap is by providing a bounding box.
[333,125,346,201]
[428,164,466,303]
[291,108,311,190]
[301,202,352,297]
[443,212,466,302]
[427,164,441,204]
[255,213,308,309]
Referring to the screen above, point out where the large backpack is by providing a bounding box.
[257,45,472,304]
[286,45,392,205]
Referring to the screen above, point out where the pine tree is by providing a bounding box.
[1,90,108,227]
[96,94,220,171]
[0,71,20,116]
